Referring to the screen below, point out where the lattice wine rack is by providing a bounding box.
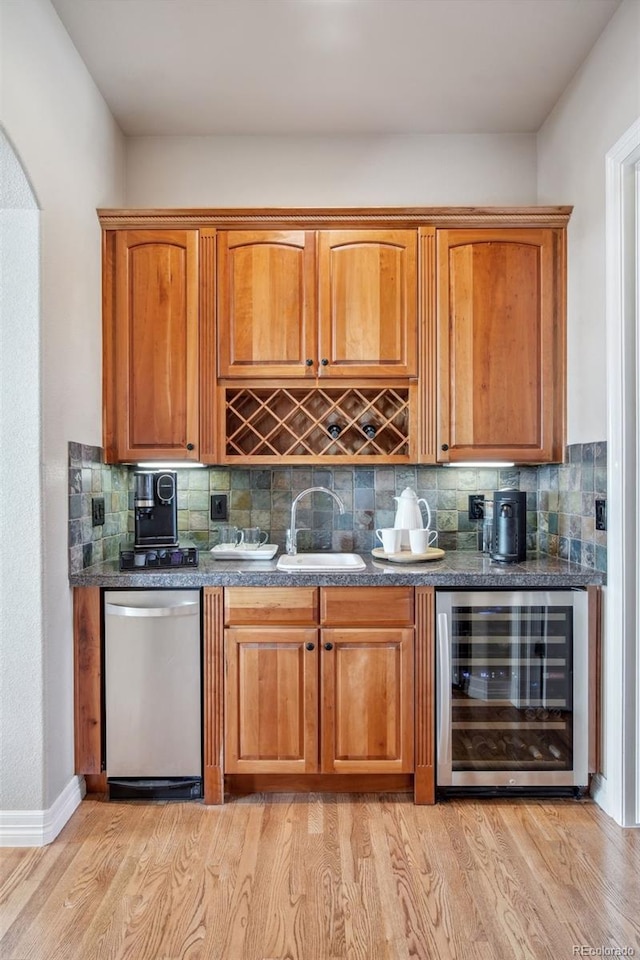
[222,385,415,463]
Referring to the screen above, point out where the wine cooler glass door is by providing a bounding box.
[436,590,588,788]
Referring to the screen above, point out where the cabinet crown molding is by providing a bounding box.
[98,206,573,230]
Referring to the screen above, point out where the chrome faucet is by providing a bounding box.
[286,486,346,555]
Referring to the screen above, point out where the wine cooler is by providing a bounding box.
[436,590,589,794]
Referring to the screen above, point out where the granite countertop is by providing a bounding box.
[69,550,605,588]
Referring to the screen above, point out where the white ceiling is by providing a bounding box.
[50,0,621,137]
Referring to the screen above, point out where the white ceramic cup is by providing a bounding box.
[408,528,438,553]
[217,524,244,548]
[243,527,269,549]
[376,527,403,554]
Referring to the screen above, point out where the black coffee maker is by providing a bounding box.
[491,489,527,563]
[134,471,178,548]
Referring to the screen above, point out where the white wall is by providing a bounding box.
[0,135,42,811]
[125,133,537,207]
[0,0,124,815]
[537,0,640,445]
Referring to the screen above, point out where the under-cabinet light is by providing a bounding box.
[134,461,207,469]
[443,461,515,468]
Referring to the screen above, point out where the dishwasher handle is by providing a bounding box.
[105,600,199,618]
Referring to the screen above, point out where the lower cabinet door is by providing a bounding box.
[320,628,414,774]
[224,626,319,774]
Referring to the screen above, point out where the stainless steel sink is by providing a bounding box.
[277,552,366,572]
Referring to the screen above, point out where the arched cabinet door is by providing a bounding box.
[217,230,317,379]
[437,227,565,463]
[108,229,200,461]
[218,228,418,381]
[317,230,418,378]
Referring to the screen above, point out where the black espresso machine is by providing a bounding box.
[134,471,178,547]
[491,489,527,563]
[119,471,198,570]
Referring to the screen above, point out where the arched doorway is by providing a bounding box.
[0,129,46,820]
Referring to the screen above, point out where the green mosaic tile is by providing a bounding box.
[248,511,271,532]
[229,469,250,489]
[230,489,251,511]
[437,510,458,531]
[375,467,396,490]
[394,466,417,489]
[208,469,231,490]
[455,470,479,491]
[188,510,208,531]
[436,469,458,490]
[271,469,293,489]
[188,490,209,512]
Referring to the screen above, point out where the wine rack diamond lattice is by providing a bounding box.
[224,386,412,461]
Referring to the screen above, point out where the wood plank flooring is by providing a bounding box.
[1,794,639,960]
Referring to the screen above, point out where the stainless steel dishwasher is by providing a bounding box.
[104,590,202,800]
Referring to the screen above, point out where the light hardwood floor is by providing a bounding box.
[1,794,639,960]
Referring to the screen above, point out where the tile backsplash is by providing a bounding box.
[537,442,607,572]
[68,442,129,574]
[68,442,607,574]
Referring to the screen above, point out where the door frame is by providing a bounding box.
[595,117,640,826]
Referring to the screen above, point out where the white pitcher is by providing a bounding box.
[393,487,432,548]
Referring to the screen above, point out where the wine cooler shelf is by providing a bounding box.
[222,384,414,462]
[452,696,572,770]
[452,730,571,770]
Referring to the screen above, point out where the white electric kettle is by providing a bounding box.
[393,487,432,548]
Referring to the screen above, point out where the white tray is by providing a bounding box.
[371,546,445,563]
[210,543,278,560]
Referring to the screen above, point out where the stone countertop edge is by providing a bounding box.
[69,552,605,588]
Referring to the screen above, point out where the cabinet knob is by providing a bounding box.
[441,443,449,452]
[305,642,315,651]
[186,443,195,451]
[305,359,313,366]
[321,358,329,366]
[324,642,334,651]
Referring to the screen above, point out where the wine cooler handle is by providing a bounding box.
[437,612,452,776]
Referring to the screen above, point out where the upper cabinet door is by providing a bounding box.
[217,231,317,379]
[111,230,200,461]
[317,230,418,378]
[437,228,565,463]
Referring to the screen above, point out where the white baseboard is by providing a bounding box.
[0,775,86,847]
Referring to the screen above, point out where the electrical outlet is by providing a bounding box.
[91,496,105,527]
[468,494,485,521]
[211,494,228,521]
[595,499,607,531]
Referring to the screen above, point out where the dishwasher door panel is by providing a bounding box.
[105,590,201,778]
